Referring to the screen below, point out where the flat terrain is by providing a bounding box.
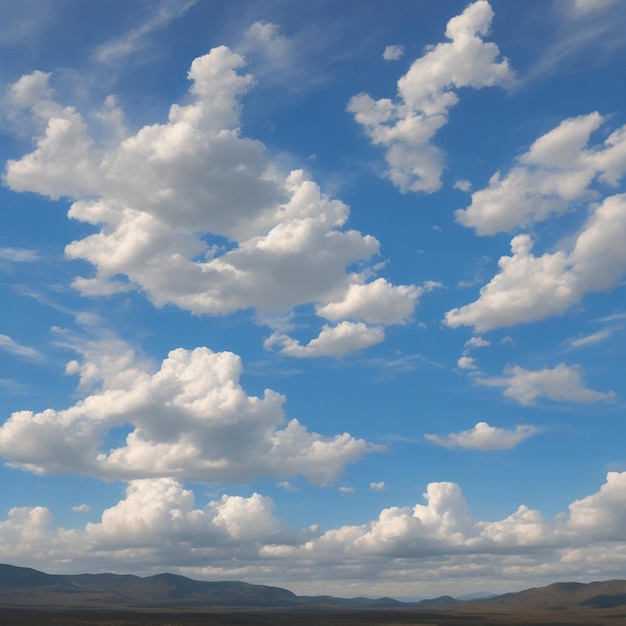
[3,606,626,626]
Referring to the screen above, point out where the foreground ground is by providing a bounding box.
[3,606,626,626]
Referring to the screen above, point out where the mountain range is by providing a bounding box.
[2,563,626,613]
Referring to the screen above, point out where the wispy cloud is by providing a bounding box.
[93,0,197,65]
[0,334,45,363]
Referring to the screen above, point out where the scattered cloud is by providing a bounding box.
[383,45,405,61]
[0,344,378,483]
[5,473,626,595]
[370,481,385,491]
[566,328,614,349]
[464,336,490,350]
[446,194,626,331]
[93,0,197,65]
[0,334,44,363]
[3,47,423,357]
[265,321,385,358]
[71,504,91,513]
[348,0,514,193]
[456,113,626,235]
[476,362,615,405]
[457,356,478,370]
[0,247,39,263]
[571,0,618,15]
[454,179,472,192]
[425,421,539,450]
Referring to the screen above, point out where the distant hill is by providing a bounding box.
[0,564,408,609]
[473,579,626,611]
[2,563,626,614]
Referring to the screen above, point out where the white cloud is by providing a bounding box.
[567,328,614,349]
[425,421,539,450]
[454,179,472,192]
[572,0,617,16]
[317,278,437,325]
[464,336,490,350]
[476,363,615,405]
[0,247,39,263]
[457,356,478,370]
[338,486,355,495]
[241,21,291,68]
[71,504,91,513]
[383,45,405,61]
[446,194,626,331]
[0,344,376,483]
[3,48,420,356]
[348,0,513,193]
[0,334,44,363]
[6,473,626,597]
[456,113,626,235]
[265,321,385,358]
[370,481,385,491]
[93,0,197,65]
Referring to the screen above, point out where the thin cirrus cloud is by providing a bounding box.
[3,46,429,357]
[0,334,44,363]
[425,421,540,451]
[348,0,514,193]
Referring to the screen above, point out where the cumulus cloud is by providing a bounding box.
[383,45,405,61]
[446,194,626,331]
[6,473,626,596]
[456,113,626,234]
[3,47,424,357]
[0,345,376,483]
[317,278,438,325]
[457,355,478,370]
[348,0,513,193]
[464,336,490,350]
[265,321,385,358]
[425,421,539,450]
[370,481,385,491]
[476,363,615,405]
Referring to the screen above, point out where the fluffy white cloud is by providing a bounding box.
[370,481,385,491]
[348,0,513,193]
[456,113,626,234]
[383,45,405,61]
[464,336,490,350]
[425,421,539,450]
[265,321,385,358]
[0,345,376,483]
[476,363,615,405]
[5,473,626,597]
[317,278,437,325]
[457,356,478,370]
[446,194,626,331]
[3,47,421,356]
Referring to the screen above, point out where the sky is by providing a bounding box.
[0,0,625,601]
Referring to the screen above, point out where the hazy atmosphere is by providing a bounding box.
[1,0,625,600]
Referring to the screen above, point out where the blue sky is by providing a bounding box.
[0,0,625,600]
